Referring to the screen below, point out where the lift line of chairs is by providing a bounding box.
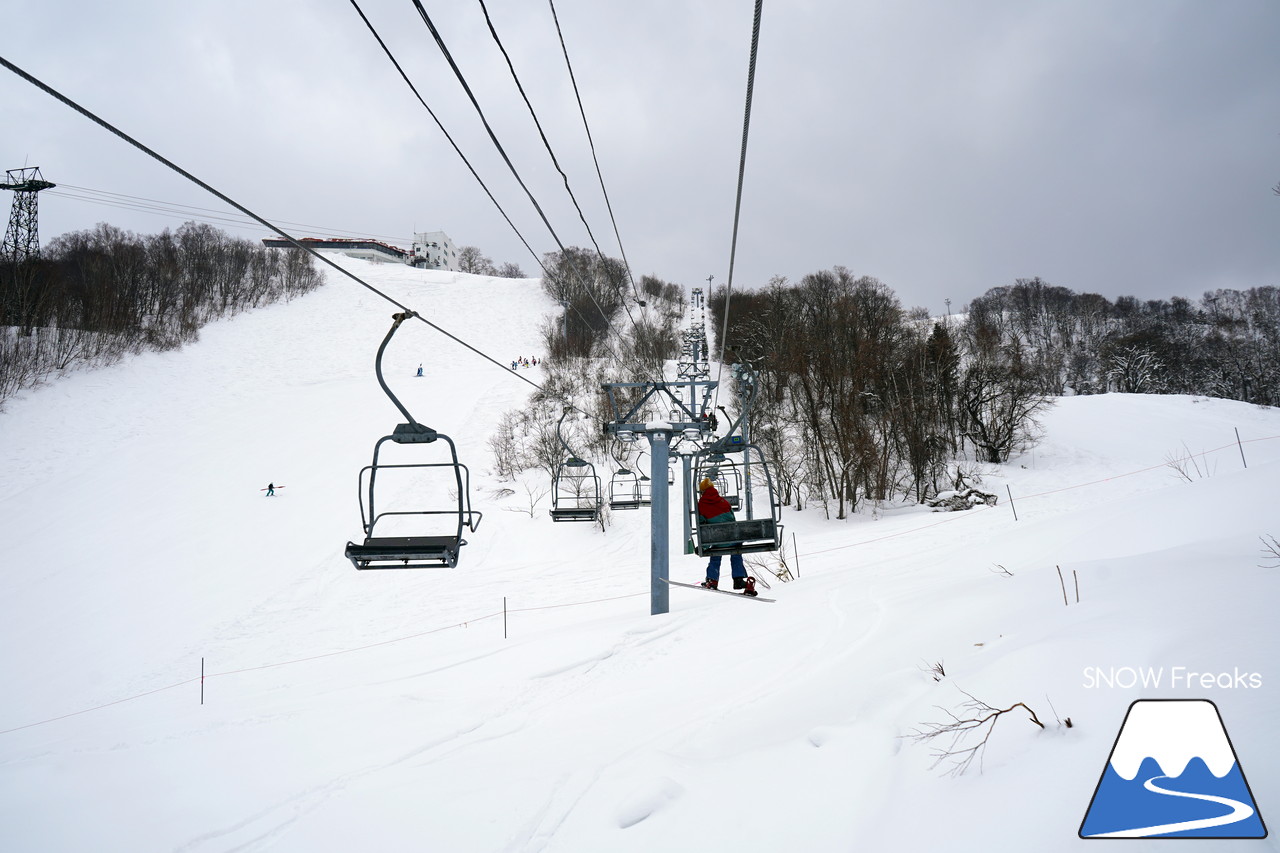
[343,323,779,567]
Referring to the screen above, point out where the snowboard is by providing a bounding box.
[661,578,775,603]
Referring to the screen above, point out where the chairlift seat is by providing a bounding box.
[345,535,463,569]
[550,507,602,523]
[695,518,779,556]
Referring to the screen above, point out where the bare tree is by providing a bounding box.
[457,245,496,275]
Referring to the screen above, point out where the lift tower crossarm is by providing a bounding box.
[601,379,718,436]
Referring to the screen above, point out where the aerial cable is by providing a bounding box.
[50,181,416,245]
[351,0,634,379]
[547,0,641,305]
[351,0,626,366]
[45,190,278,232]
[48,188,410,245]
[411,0,569,258]
[713,0,764,417]
[346,0,542,267]
[476,0,603,269]
[405,0,635,367]
[476,0,642,330]
[350,0,599,348]
[0,54,558,403]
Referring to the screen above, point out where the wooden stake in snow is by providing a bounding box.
[1235,427,1248,469]
[1056,565,1068,607]
[1007,486,1018,521]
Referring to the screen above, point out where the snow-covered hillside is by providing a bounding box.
[1,258,1277,852]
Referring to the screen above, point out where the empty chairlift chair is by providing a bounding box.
[548,408,604,523]
[701,451,743,510]
[550,456,604,522]
[344,312,482,569]
[608,466,651,511]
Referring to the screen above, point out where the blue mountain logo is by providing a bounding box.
[1080,699,1267,839]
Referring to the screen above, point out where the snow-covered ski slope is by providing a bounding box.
[1,257,1277,852]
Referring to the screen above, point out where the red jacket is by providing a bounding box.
[697,484,733,521]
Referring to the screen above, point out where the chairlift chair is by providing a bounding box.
[608,466,652,511]
[548,408,604,523]
[690,441,782,557]
[701,452,743,510]
[550,456,604,522]
[344,313,482,569]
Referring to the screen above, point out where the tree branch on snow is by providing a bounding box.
[1260,534,1280,569]
[1163,443,1214,483]
[906,688,1049,777]
[917,659,946,682]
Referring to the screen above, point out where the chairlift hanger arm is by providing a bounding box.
[375,312,436,435]
[555,407,585,461]
[705,364,759,453]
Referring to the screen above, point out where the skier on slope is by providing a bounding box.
[697,478,757,595]
[266,483,276,496]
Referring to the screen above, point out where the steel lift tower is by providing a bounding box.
[2,167,56,263]
[676,286,710,380]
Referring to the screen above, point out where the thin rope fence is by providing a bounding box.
[0,594,643,737]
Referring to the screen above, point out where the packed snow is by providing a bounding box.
[1,257,1277,852]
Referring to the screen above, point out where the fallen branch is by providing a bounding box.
[906,688,1047,776]
[1260,535,1280,569]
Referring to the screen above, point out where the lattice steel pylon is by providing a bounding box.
[1,167,57,263]
[676,286,710,380]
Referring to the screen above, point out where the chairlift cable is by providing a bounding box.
[357,0,634,371]
[713,0,764,417]
[547,0,643,306]
[411,0,632,343]
[476,0,627,315]
[346,0,542,267]
[355,0,630,368]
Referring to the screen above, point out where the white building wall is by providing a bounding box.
[411,231,459,271]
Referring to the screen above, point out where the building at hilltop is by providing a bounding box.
[261,237,407,264]
[409,231,458,271]
[261,230,459,271]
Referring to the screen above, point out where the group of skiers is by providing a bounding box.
[510,356,538,370]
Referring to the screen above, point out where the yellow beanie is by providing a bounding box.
[698,478,714,492]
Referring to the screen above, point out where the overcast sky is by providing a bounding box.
[3,0,1277,312]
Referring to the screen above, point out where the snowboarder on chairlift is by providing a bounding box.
[697,478,756,595]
